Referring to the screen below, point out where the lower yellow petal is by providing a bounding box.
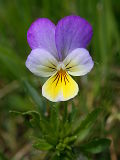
[42,70,79,102]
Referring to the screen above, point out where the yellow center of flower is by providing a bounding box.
[53,69,69,86]
[42,67,78,102]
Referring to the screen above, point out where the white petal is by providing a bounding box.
[26,49,58,77]
[63,48,94,76]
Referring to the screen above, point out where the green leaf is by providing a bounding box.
[40,116,57,138]
[23,79,46,113]
[59,120,70,138]
[10,110,40,128]
[44,135,57,146]
[74,108,102,142]
[22,111,41,128]
[64,135,77,144]
[33,138,53,151]
[80,138,111,154]
[9,110,22,116]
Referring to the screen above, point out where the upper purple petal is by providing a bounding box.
[55,15,93,60]
[27,18,58,59]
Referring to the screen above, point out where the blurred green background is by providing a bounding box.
[0,0,120,159]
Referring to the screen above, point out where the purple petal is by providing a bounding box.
[55,15,93,60]
[27,18,58,59]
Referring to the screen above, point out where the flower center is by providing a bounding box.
[57,62,65,71]
[57,68,66,75]
[53,69,69,87]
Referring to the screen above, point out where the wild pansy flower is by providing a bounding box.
[26,15,94,102]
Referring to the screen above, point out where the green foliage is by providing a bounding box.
[10,107,110,159]
[23,79,46,113]
[73,108,102,143]
[0,0,119,159]
[33,138,53,151]
[80,138,111,154]
[10,110,41,129]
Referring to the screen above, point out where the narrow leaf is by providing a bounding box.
[80,138,111,154]
[33,138,53,151]
[74,108,102,142]
[22,111,41,128]
[23,79,46,113]
[74,108,102,134]
[10,110,40,128]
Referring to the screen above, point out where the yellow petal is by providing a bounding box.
[42,70,79,102]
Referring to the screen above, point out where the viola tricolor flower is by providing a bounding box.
[26,15,94,102]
